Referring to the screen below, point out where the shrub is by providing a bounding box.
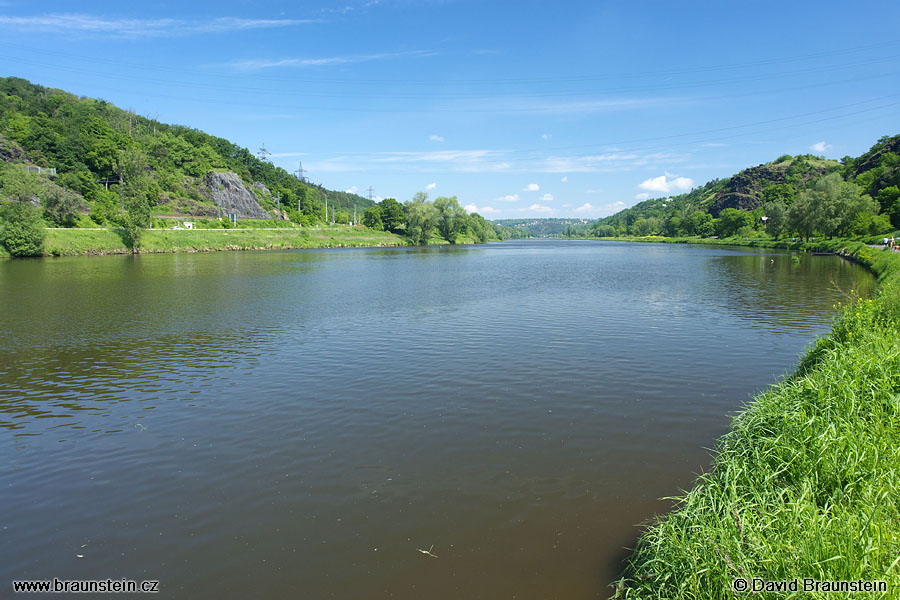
[0,201,46,256]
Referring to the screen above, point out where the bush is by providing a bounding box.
[0,201,46,256]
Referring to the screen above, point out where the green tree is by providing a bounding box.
[467,213,494,243]
[117,146,151,253]
[715,208,753,237]
[405,196,438,245]
[43,186,83,227]
[593,223,616,237]
[683,211,714,237]
[362,205,384,230]
[0,201,45,256]
[875,186,900,226]
[787,191,820,241]
[433,196,467,243]
[379,197,405,233]
[761,201,787,239]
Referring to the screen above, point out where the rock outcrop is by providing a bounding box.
[0,134,25,163]
[202,171,270,219]
[708,162,830,217]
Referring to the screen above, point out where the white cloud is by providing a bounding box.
[574,203,593,213]
[540,193,554,202]
[465,204,498,215]
[635,193,650,200]
[426,182,437,190]
[429,134,445,143]
[526,203,554,214]
[560,176,568,183]
[345,186,359,194]
[542,133,552,141]
[810,141,831,153]
[603,201,627,212]
[638,172,694,194]
[496,194,520,202]
[524,183,540,191]
[0,13,313,38]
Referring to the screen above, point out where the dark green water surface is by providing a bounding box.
[0,240,875,598]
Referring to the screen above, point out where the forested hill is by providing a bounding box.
[593,135,900,238]
[0,76,372,225]
[491,218,590,237]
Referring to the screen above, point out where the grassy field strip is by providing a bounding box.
[618,240,900,599]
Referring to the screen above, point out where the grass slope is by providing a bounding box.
[617,240,900,599]
[35,226,407,256]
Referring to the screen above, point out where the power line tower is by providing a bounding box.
[294,162,308,183]
[366,186,375,202]
[257,143,271,163]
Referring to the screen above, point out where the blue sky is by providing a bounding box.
[1,0,899,219]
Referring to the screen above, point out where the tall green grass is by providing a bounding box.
[618,243,900,599]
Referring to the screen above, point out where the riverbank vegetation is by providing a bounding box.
[0,77,518,256]
[615,242,900,598]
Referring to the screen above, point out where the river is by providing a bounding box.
[0,240,875,598]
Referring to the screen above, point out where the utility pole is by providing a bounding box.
[367,186,375,202]
[258,143,271,163]
[276,191,280,219]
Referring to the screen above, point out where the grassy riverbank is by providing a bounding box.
[0,225,409,257]
[617,239,900,599]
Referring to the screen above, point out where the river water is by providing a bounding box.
[0,240,875,598]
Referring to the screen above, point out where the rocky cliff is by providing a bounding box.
[708,162,831,217]
[202,171,271,219]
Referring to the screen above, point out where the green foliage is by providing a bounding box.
[433,196,467,243]
[42,185,83,226]
[404,195,439,245]
[118,146,151,252]
[378,197,405,233]
[0,201,45,256]
[875,185,900,226]
[466,212,496,243]
[362,205,383,230]
[761,200,787,238]
[715,208,753,237]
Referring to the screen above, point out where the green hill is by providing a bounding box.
[0,76,372,227]
[594,136,900,239]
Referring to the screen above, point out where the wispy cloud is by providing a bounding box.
[227,49,435,70]
[810,141,831,153]
[426,182,437,190]
[560,176,568,182]
[496,194,519,202]
[429,134,445,142]
[523,183,540,191]
[293,148,685,175]
[540,193,554,202]
[0,13,314,38]
[574,203,593,214]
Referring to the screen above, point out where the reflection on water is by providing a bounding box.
[0,241,874,598]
